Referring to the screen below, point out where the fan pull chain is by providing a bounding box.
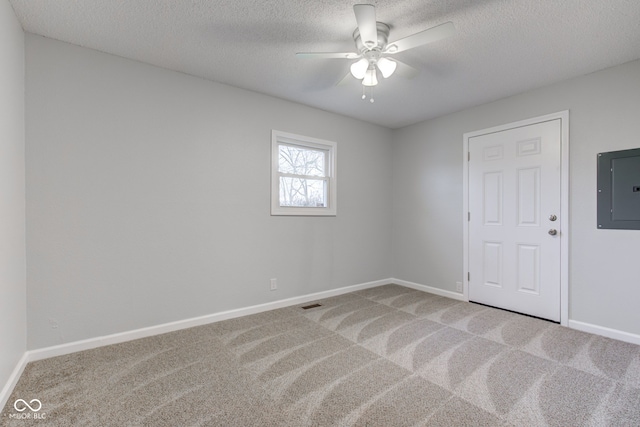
[361,85,375,103]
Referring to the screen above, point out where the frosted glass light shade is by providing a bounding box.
[350,58,369,79]
[377,57,397,78]
[362,67,378,86]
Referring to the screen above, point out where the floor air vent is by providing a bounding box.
[301,303,322,310]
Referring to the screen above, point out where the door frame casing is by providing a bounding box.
[462,111,569,326]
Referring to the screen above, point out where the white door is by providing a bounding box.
[468,119,561,322]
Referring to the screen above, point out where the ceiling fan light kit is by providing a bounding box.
[376,57,397,78]
[350,57,369,79]
[362,66,378,86]
[296,4,455,102]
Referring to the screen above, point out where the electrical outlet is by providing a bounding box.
[270,278,277,291]
[455,281,463,293]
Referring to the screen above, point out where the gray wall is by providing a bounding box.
[26,35,393,349]
[0,0,26,390]
[392,59,640,335]
[22,30,640,351]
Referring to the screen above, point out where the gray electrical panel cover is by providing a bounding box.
[597,148,640,230]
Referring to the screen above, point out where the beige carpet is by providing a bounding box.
[2,284,640,426]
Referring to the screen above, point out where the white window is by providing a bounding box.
[271,130,337,216]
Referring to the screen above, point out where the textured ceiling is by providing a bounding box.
[9,0,640,128]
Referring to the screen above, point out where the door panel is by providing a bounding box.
[468,119,561,322]
[516,244,539,294]
[517,167,540,226]
[483,242,502,287]
[483,172,503,225]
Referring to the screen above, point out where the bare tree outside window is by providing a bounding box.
[278,145,327,207]
[271,130,336,216]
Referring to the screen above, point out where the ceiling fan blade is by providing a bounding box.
[353,4,378,49]
[393,59,419,79]
[387,21,455,54]
[296,52,360,59]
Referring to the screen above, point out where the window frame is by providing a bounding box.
[271,130,337,216]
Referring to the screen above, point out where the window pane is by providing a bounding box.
[279,144,326,177]
[279,177,327,207]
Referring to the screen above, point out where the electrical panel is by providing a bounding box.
[597,148,640,230]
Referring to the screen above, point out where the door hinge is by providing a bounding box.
[468,212,471,221]
[468,272,470,281]
[468,152,471,161]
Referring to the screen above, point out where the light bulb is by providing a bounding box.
[377,57,397,78]
[362,66,378,87]
[350,58,369,80]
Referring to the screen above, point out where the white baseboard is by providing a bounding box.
[27,278,392,362]
[0,353,29,412]
[391,278,466,301]
[568,320,640,346]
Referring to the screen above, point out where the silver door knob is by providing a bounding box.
[548,229,558,236]
[549,214,557,221]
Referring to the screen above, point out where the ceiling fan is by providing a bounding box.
[297,4,455,102]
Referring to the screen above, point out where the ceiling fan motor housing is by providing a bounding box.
[353,22,390,53]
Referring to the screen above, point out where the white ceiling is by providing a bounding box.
[9,0,640,129]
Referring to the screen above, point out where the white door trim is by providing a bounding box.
[463,111,569,326]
